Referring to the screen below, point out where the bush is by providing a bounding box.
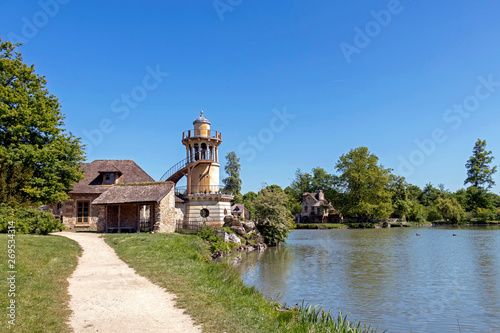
[0,204,65,234]
[425,206,443,222]
[197,226,238,253]
[476,207,496,223]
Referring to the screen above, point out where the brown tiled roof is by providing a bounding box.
[231,204,248,212]
[175,195,185,203]
[92,182,174,205]
[69,160,154,194]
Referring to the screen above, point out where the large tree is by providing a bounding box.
[334,147,393,220]
[0,41,85,204]
[254,186,294,246]
[289,167,335,201]
[222,151,242,196]
[465,139,497,189]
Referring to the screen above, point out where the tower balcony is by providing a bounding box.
[175,185,234,198]
[182,129,222,141]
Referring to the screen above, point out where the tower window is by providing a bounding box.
[200,209,210,218]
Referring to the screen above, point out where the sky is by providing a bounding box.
[1,0,500,194]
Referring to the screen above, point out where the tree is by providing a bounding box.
[390,175,412,220]
[289,167,335,201]
[435,197,465,223]
[465,139,497,189]
[334,147,393,220]
[254,187,294,246]
[222,151,242,196]
[242,191,257,219]
[0,41,85,204]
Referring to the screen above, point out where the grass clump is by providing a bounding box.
[0,234,81,332]
[105,233,385,333]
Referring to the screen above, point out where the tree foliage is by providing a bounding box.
[222,151,242,196]
[289,167,335,201]
[334,147,393,220]
[435,197,465,223]
[465,139,497,189]
[0,41,85,204]
[254,186,294,246]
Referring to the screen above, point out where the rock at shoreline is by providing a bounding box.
[230,226,246,236]
[243,222,255,232]
[227,233,241,245]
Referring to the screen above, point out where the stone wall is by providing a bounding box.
[154,187,177,233]
[62,194,104,232]
[184,198,232,227]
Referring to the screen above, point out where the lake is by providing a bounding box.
[233,227,500,333]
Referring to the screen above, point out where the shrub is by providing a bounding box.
[436,198,465,223]
[0,204,65,234]
[425,206,443,222]
[476,207,496,223]
[197,226,238,253]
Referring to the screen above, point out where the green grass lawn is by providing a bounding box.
[0,234,81,333]
[105,233,383,333]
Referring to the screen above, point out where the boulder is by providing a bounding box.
[230,218,243,227]
[215,230,229,242]
[230,226,246,236]
[254,243,267,251]
[243,222,255,232]
[227,233,241,245]
[223,215,233,225]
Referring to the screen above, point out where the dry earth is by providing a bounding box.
[56,232,202,333]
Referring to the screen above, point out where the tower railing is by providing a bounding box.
[182,129,222,140]
[160,158,188,182]
[175,185,233,196]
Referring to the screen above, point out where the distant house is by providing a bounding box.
[61,160,156,232]
[298,190,342,223]
[231,203,250,220]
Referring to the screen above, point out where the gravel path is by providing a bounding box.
[57,232,202,333]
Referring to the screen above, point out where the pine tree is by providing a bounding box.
[464,139,497,189]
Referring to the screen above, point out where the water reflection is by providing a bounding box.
[233,227,500,333]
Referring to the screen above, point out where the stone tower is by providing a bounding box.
[162,112,233,227]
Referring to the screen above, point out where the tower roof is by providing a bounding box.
[193,111,211,125]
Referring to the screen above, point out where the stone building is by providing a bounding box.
[61,160,155,232]
[298,190,342,223]
[161,111,233,227]
[231,203,250,220]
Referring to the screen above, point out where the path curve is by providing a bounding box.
[56,232,202,333]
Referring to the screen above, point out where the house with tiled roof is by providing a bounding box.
[298,190,342,223]
[61,160,162,232]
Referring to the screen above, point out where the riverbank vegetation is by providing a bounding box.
[105,233,384,333]
[232,139,499,228]
[0,234,80,332]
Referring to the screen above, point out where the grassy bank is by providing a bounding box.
[0,234,81,332]
[105,233,383,333]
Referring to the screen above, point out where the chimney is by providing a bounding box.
[317,190,324,201]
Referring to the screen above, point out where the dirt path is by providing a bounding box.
[56,232,202,333]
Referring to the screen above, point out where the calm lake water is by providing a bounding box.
[233,227,500,333]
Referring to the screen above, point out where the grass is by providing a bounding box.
[0,234,81,333]
[104,233,383,333]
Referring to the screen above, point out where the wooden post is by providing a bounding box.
[136,204,140,233]
[118,205,121,233]
[150,203,154,231]
[105,205,108,233]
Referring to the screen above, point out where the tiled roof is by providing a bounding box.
[92,182,174,205]
[69,160,154,194]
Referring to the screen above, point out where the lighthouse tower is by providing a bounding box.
[162,112,233,227]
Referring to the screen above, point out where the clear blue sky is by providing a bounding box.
[2,0,499,194]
